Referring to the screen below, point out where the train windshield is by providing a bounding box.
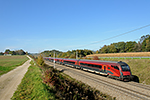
[121,65,130,71]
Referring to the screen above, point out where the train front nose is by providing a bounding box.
[122,72,132,81]
[122,71,131,76]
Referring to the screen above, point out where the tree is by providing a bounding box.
[5,49,10,54]
[141,35,150,51]
[108,44,117,53]
[37,55,45,66]
[69,53,76,58]
[100,45,109,53]
[95,50,99,54]
[25,52,28,55]
[0,52,4,55]
[9,51,16,55]
[115,42,126,52]
[134,41,142,52]
[146,39,150,51]
[125,41,137,52]
[15,49,26,55]
[140,35,150,44]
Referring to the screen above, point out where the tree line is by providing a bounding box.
[41,34,150,58]
[98,34,150,53]
[0,49,27,55]
[41,49,93,58]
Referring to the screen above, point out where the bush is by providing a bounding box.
[37,55,45,66]
[93,56,99,60]
[42,66,115,100]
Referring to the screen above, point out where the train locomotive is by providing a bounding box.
[44,57,133,81]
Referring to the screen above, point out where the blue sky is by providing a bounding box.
[0,0,150,53]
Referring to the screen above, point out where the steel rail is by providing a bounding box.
[127,82,150,91]
[45,61,150,100]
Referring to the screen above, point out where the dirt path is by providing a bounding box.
[0,56,32,100]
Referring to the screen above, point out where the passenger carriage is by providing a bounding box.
[44,57,132,81]
[62,59,78,68]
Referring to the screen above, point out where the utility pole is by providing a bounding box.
[54,51,55,68]
[76,50,78,59]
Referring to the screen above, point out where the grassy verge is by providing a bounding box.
[98,58,150,85]
[0,55,29,76]
[11,60,55,100]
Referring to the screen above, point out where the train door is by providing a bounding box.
[111,65,120,77]
[76,60,79,68]
[103,65,107,72]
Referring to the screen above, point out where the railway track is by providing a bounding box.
[127,81,150,91]
[45,61,150,100]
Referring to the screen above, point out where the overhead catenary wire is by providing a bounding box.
[76,24,150,48]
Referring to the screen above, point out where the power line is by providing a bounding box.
[77,24,150,48]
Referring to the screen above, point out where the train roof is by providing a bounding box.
[44,57,125,64]
[63,59,78,61]
[44,57,63,59]
[79,59,119,64]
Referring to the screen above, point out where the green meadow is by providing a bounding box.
[0,55,28,76]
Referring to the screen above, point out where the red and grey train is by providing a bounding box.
[44,57,133,81]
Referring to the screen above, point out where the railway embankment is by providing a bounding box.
[45,60,150,100]
[39,55,115,100]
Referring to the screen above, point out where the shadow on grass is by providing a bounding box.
[132,75,139,83]
[59,69,69,73]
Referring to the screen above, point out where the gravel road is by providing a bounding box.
[45,60,150,100]
[0,56,31,100]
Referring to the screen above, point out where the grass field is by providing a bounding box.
[0,55,29,76]
[87,52,150,57]
[98,58,150,85]
[11,60,55,100]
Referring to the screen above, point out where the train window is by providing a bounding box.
[114,66,119,70]
[97,65,101,68]
[100,65,102,68]
[121,65,130,71]
[80,63,86,66]
[64,61,75,64]
[93,65,102,68]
